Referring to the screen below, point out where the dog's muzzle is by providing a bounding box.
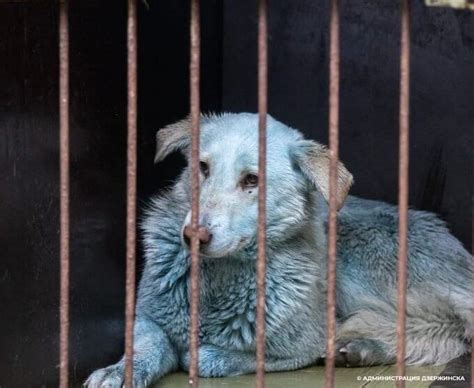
[183,225,212,247]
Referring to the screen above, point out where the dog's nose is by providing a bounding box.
[183,225,212,247]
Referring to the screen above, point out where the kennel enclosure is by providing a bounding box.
[0,0,472,387]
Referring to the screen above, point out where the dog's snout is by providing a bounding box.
[183,225,212,247]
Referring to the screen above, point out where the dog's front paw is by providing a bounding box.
[180,345,243,377]
[84,362,148,388]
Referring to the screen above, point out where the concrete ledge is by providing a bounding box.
[156,364,445,388]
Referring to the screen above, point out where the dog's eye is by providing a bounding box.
[242,173,258,188]
[200,161,209,178]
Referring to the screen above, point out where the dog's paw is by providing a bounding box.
[334,338,389,367]
[84,363,148,388]
[180,345,243,377]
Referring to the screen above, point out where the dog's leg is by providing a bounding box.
[336,299,469,366]
[334,338,394,367]
[179,344,321,377]
[85,318,178,388]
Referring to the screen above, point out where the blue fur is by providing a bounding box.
[86,113,472,387]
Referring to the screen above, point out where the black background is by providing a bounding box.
[0,0,472,386]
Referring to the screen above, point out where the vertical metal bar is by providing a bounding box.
[325,0,340,387]
[59,1,70,387]
[124,0,137,387]
[256,0,268,387]
[189,0,201,387]
[395,0,410,386]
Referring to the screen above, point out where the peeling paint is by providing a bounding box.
[425,0,474,10]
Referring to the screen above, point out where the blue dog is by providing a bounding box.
[86,113,472,387]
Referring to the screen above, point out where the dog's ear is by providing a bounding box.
[292,140,353,209]
[154,117,191,163]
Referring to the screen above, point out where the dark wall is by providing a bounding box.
[0,0,472,387]
[0,1,222,386]
[222,0,473,248]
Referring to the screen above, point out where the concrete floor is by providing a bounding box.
[155,364,446,388]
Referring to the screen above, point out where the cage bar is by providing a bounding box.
[255,0,268,387]
[188,0,201,387]
[395,0,410,386]
[324,0,340,387]
[124,0,138,386]
[58,1,70,387]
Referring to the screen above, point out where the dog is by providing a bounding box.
[86,113,472,387]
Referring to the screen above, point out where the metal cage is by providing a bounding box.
[51,1,471,387]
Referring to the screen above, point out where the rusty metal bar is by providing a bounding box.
[395,0,410,386]
[325,0,340,387]
[189,0,201,387]
[124,0,138,387]
[58,1,70,387]
[256,0,268,387]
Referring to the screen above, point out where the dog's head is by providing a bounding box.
[154,113,353,258]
